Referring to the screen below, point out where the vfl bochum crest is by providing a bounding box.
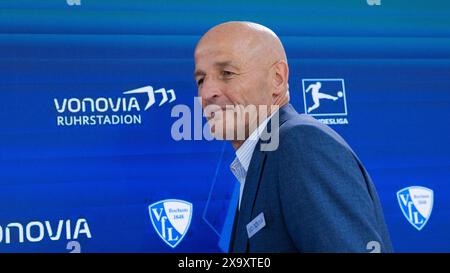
[397,186,434,231]
[149,199,193,248]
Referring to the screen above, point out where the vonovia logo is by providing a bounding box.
[301,78,348,125]
[148,199,193,248]
[54,85,176,127]
[397,186,434,231]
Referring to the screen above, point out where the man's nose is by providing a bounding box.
[199,77,222,104]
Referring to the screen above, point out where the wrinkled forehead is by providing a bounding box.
[195,33,248,63]
[195,47,250,77]
[194,49,244,80]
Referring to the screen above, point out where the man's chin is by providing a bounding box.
[209,124,228,141]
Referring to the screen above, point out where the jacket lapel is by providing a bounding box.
[232,144,266,252]
[231,103,297,252]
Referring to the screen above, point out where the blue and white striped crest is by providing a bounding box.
[148,199,193,248]
[397,186,433,231]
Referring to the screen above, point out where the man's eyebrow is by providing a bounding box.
[194,69,205,78]
[194,61,240,78]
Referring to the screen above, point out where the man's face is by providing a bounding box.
[194,33,272,140]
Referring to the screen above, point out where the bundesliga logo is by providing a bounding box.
[148,199,193,248]
[302,78,348,125]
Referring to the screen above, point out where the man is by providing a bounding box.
[194,21,393,253]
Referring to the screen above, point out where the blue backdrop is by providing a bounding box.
[0,0,449,252]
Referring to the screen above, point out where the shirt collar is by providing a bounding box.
[235,110,276,172]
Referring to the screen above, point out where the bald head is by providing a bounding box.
[195,21,287,68]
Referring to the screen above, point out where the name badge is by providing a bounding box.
[246,212,266,239]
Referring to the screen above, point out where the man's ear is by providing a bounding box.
[271,60,289,96]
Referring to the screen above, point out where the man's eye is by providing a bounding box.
[197,78,204,86]
[222,71,235,77]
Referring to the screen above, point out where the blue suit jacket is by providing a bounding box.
[230,104,393,253]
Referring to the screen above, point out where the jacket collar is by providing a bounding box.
[232,103,298,252]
